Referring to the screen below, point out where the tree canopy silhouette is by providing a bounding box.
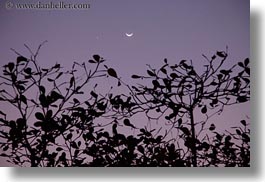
[0,44,250,167]
[116,47,250,166]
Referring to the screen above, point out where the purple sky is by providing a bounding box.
[0,0,249,166]
[0,0,249,74]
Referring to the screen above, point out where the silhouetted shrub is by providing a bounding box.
[0,44,250,167]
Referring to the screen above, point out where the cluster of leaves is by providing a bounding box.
[0,44,109,166]
[130,50,250,116]
[194,120,250,167]
[0,45,250,167]
[125,49,250,166]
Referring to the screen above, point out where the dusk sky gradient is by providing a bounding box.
[0,0,249,166]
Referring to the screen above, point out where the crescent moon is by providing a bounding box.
[126,33,133,37]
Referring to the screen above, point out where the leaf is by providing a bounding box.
[245,67,250,75]
[240,120,247,126]
[180,127,190,136]
[236,129,241,135]
[242,77,250,84]
[9,120,16,129]
[93,55,100,62]
[35,112,45,120]
[34,121,43,127]
[24,67,32,74]
[73,98,80,104]
[216,133,222,141]
[170,73,178,79]
[17,85,25,91]
[237,96,248,103]
[90,91,98,98]
[163,78,171,92]
[201,142,210,150]
[76,91,84,95]
[7,62,15,72]
[244,58,249,66]
[17,56,27,63]
[56,147,63,152]
[210,81,218,86]
[112,123,117,135]
[160,68,167,74]
[88,59,97,63]
[209,124,216,131]
[147,70,156,77]
[233,77,240,83]
[46,110,53,119]
[17,81,28,86]
[39,86,45,94]
[212,99,218,105]
[242,133,250,143]
[188,70,196,76]
[201,105,207,114]
[59,152,66,162]
[140,128,145,133]
[51,91,64,100]
[138,145,144,154]
[66,133,73,140]
[20,95,27,105]
[225,135,232,142]
[42,68,49,72]
[39,86,46,94]
[3,145,9,151]
[39,94,49,107]
[216,51,226,58]
[47,78,54,82]
[212,55,216,60]
[107,68,118,78]
[71,141,78,149]
[54,63,60,69]
[123,119,135,128]
[75,86,81,91]
[152,80,160,88]
[220,69,232,75]
[179,60,187,65]
[0,153,8,157]
[177,118,182,126]
[182,62,189,69]
[69,76,75,88]
[131,75,141,79]
[217,74,223,80]
[8,74,15,83]
[238,62,244,67]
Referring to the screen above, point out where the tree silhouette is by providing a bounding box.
[111,48,250,166]
[0,43,110,166]
[0,44,250,167]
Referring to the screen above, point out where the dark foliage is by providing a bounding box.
[0,44,250,167]
[116,48,250,166]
